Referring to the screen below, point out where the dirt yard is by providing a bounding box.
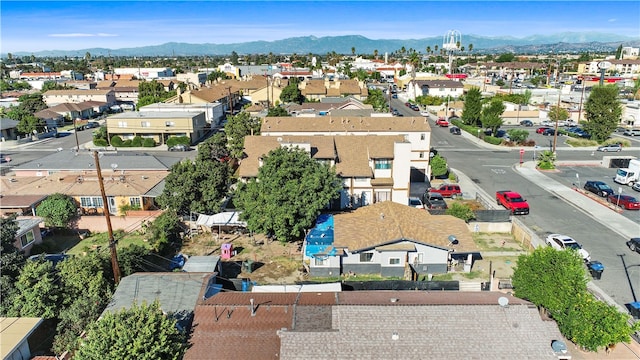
[181,230,306,284]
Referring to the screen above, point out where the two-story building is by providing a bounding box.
[106,111,207,145]
[404,80,464,101]
[42,89,116,107]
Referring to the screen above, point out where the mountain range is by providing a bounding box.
[9,32,640,57]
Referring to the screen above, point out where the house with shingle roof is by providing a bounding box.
[185,291,567,360]
[0,118,20,141]
[42,89,116,107]
[305,201,478,278]
[259,116,432,205]
[164,84,241,115]
[298,78,368,101]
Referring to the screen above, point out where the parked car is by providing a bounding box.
[607,194,640,210]
[410,104,419,111]
[429,184,462,198]
[536,127,551,134]
[408,197,425,209]
[404,102,411,107]
[623,129,640,136]
[168,144,192,152]
[627,238,640,253]
[0,153,11,163]
[449,126,461,135]
[583,180,614,197]
[435,118,450,127]
[542,128,558,136]
[391,94,398,99]
[422,192,448,210]
[545,234,591,261]
[541,120,555,126]
[85,121,100,129]
[596,143,622,152]
[632,182,640,192]
[520,119,533,127]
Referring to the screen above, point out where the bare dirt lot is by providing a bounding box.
[181,231,305,284]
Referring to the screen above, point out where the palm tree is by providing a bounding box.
[426,46,431,56]
[408,51,420,79]
[351,47,356,57]
[468,43,473,60]
[374,49,379,60]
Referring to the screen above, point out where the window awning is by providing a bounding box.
[370,177,393,186]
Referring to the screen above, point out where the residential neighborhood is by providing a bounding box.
[2,21,640,360]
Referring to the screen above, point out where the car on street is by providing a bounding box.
[168,144,192,152]
[541,120,555,126]
[404,102,411,107]
[623,129,640,136]
[422,192,448,210]
[429,184,462,198]
[85,121,100,129]
[520,119,533,127]
[536,127,551,134]
[596,143,622,152]
[607,194,640,210]
[391,94,398,98]
[449,126,461,135]
[583,180,614,197]
[435,118,450,127]
[545,234,591,261]
[632,182,640,192]
[410,104,419,111]
[627,238,640,253]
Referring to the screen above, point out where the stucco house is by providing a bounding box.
[304,202,478,278]
[42,89,116,107]
[14,217,44,256]
[0,118,19,141]
[404,79,464,101]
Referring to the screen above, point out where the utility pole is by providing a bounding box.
[72,117,80,152]
[552,58,561,154]
[93,151,121,284]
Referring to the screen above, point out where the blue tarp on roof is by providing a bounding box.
[305,214,337,258]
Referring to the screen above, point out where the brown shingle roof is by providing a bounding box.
[43,89,112,96]
[261,116,430,134]
[333,201,478,252]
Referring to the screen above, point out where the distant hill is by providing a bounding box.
[7,33,640,57]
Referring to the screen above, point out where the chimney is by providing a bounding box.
[250,298,256,316]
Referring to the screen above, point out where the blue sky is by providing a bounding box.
[1,1,638,53]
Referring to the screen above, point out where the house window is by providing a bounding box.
[354,177,368,183]
[117,121,127,128]
[80,196,103,208]
[420,133,426,140]
[374,191,391,203]
[129,197,141,208]
[141,121,150,128]
[389,258,400,265]
[359,252,373,262]
[419,152,424,159]
[20,230,35,247]
[314,257,327,266]
[165,121,175,127]
[374,159,391,170]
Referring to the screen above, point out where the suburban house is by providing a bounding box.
[13,217,44,256]
[45,102,95,121]
[164,84,241,118]
[4,151,172,216]
[111,80,141,104]
[260,115,432,190]
[216,76,286,108]
[42,89,116,107]
[0,195,47,216]
[103,272,218,332]
[106,111,208,145]
[404,79,464,101]
[286,97,373,116]
[185,291,568,360]
[304,202,478,278]
[34,108,66,128]
[0,118,19,141]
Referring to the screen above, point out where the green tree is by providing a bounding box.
[206,70,228,83]
[548,105,569,124]
[445,202,475,222]
[363,88,389,112]
[506,129,529,143]
[280,78,304,104]
[0,216,24,316]
[582,85,622,142]
[224,111,261,159]
[236,147,341,242]
[495,53,515,62]
[36,193,77,228]
[197,132,230,162]
[156,161,196,214]
[137,80,174,108]
[429,154,448,178]
[145,210,183,254]
[267,106,290,116]
[15,113,44,135]
[230,51,239,65]
[461,87,482,126]
[9,260,60,318]
[615,44,623,60]
[480,98,505,135]
[74,301,186,360]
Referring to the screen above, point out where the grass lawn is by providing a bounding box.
[36,229,151,256]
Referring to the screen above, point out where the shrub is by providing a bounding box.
[110,135,124,147]
[445,202,476,222]
[484,136,502,145]
[131,136,143,147]
[520,139,536,147]
[142,138,156,147]
[166,136,190,148]
[507,129,529,143]
[565,138,597,147]
[93,138,108,146]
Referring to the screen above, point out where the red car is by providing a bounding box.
[430,184,462,198]
[608,194,640,210]
[435,118,450,127]
[536,127,552,134]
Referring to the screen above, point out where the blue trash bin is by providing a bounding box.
[587,261,604,280]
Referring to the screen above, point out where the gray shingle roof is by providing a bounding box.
[13,151,170,172]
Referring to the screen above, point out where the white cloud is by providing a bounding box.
[48,33,118,38]
[608,18,617,23]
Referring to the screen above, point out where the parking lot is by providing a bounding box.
[544,164,640,222]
